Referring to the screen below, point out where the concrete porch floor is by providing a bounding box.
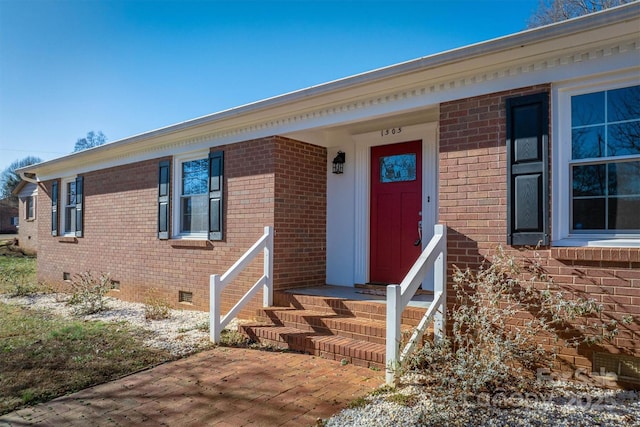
[283,284,434,308]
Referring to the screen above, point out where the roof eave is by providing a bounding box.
[17,2,640,177]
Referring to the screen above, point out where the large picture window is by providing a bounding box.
[553,76,640,247]
[570,85,640,233]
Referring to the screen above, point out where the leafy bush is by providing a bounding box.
[68,272,114,314]
[144,289,172,320]
[407,246,618,398]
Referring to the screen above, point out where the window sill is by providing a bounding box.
[553,238,640,248]
[58,237,78,244]
[551,246,640,263]
[169,239,212,249]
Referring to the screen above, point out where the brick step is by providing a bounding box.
[274,291,427,327]
[240,324,386,370]
[256,308,415,345]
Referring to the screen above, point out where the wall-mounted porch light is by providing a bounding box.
[332,151,346,174]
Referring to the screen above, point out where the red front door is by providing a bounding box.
[370,140,422,284]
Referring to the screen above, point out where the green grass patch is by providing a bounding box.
[0,303,174,415]
[0,256,37,295]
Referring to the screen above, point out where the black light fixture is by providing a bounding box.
[332,151,346,174]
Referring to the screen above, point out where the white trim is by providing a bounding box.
[25,195,36,220]
[172,150,209,240]
[552,71,640,248]
[60,176,76,237]
[352,123,438,284]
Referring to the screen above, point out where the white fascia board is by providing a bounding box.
[19,3,640,180]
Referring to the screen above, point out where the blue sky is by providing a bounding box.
[0,0,540,173]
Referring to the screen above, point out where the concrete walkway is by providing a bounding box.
[0,347,384,427]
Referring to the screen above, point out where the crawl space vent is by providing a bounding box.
[593,352,640,383]
[179,291,193,304]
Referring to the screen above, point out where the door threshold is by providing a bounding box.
[357,283,433,295]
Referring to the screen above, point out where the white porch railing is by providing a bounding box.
[210,226,274,343]
[386,224,447,385]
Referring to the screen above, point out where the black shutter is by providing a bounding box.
[51,180,59,236]
[75,176,83,237]
[506,92,549,246]
[158,160,171,240]
[209,151,224,241]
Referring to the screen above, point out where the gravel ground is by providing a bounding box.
[325,375,640,426]
[0,293,216,357]
[2,293,639,426]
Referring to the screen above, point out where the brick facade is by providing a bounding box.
[439,85,640,370]
[36,137,326,317]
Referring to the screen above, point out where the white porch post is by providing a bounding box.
[210,274,222,343]
[433,224,447,340]
[263,226,274,307]
[385,284,402,385]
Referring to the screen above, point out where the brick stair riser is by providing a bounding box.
[274,292,426,327]
[255,309,390,345]
[240,325,386,370]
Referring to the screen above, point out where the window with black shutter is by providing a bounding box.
[75,176,84,237]
[162,150,224,241]
[158,160,171,240]
[506,92,549,246]
[208,151,224,241]
[51,180,59,236]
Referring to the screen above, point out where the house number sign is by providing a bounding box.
[380,127,402,137]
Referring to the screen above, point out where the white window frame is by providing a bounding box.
[60,176,77,237]
[172,150,209,240]
[25,196,35,220]
[552,72,640,248]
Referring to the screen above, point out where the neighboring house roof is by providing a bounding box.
[17,3,640,181]
[0,197,18,209]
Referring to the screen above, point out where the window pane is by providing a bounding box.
[65,207,76,232]
[609,161,640,196]
[380,154,416,183]
[26,197,34,219]
[573,198,605,230]
[572,126,605,159]
[608,122,640,156]
[572,91,604,126]
[607,85,640,122]
[67,181,76,205]
[573,164,606,196]
[609,197,640,230]
[182,159,208,195]
[181,195,207,233]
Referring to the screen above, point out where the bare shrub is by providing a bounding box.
[407,246,619,398]
[68,272,114,314]
[144,289,172,320]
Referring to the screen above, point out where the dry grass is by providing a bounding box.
[0,256,176,415]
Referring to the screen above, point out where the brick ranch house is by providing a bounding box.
[18,5,640,378]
